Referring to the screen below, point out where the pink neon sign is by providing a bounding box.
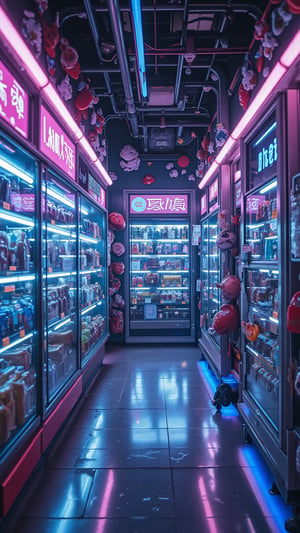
[246,195,265,214]
[201,194,207,215]
[88,173,106,208]
[0,59,29,138]
[209,179,218,202]
[130,194,188,214]
[40,105,76,180]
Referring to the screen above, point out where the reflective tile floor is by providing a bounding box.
[3,344,294,532]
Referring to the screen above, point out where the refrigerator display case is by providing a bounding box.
[198,173,231,378]
[199,211,221,341]
[42,170,78,402]
[79,196,107,363]
[128,220,192,340]
[244,267,279,428]
[125,190,196,342]
[238,103,300,515]
[0,131,38,449]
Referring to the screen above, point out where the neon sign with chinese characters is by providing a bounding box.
[40,104,76,180]
[130,194,188,214]
[257,137,277,173]
[0,59,29,138]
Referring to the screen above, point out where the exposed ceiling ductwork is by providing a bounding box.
[56,0,266,155]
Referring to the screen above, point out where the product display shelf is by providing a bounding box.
[79,198,107,362]
[244,267,279,428]
[129,223,191,326]
[43,172,78,400]
[0,136,38,449]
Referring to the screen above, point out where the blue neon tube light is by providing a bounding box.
[131,0,148,98]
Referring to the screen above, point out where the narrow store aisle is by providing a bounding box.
[5,344,293,533]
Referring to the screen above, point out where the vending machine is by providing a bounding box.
[125,191,196,343]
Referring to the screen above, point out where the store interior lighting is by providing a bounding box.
[131,0,148,98]
[0,6,112,187]
[199,29,300,190]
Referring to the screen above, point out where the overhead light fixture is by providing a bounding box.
[131,0,147,98]
[0,156,34,185]
[199,28,300,190]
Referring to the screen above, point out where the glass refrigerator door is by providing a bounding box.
[42,171,77,402]
[129,220,190,330]
[200,212,221,343]
[79,198,107,362]
[0,132,38,449]
[245,179,278,262]
[244,268,279,429]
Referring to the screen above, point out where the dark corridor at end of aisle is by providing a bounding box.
[4,344,293,533]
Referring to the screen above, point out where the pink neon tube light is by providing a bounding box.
[0,6,112,187]
[42,84,83,142]
[0,8,48,89]
[199,28,300,190]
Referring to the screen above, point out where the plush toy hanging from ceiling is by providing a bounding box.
[120,145,141,172]
[57,75,73,101]
[272,2,293,36]
[239,54,257,109]
[35,0,48,13]
[40,14,59,61]
[91,108,105,135]
[143,174,155,185]
[60,37,81,79]
[22,10,42,56]
[215,122,228,147]
[108,212,126,231]
[262,31,279,61]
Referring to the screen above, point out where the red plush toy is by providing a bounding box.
[238,83,250,110]
[111,262,125,275]
[40,16,59,58]
[75,85,93,111]
[108,212,126,231]
[212,304,240,335]
[254,19,269,41]
[60,38,81,79]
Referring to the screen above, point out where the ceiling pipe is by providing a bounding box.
[94,4,262,20]
[83,0,120,115]
[139,121,210,128]
[107,0,139,137]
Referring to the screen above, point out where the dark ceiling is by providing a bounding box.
[46,0,269,155]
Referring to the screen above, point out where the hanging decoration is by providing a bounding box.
[262,31,279,61]
[215,122,228,147]
[108,212,126,231]
[40,15,59,60]
[22,10,42,57]
[120,145,141,172]
[35,0,48,13]
[143,174,155,185]
[253,19,269,41]
[57,74,73,101]
[60,37,81,79]
[177,155,190,168]
[272,3,293,35]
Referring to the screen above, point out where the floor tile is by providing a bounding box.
[21,469,95,518]
[1,344,293,533]
[69,408,168,430]
[47,447,171,469]
[85,468,175,518]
